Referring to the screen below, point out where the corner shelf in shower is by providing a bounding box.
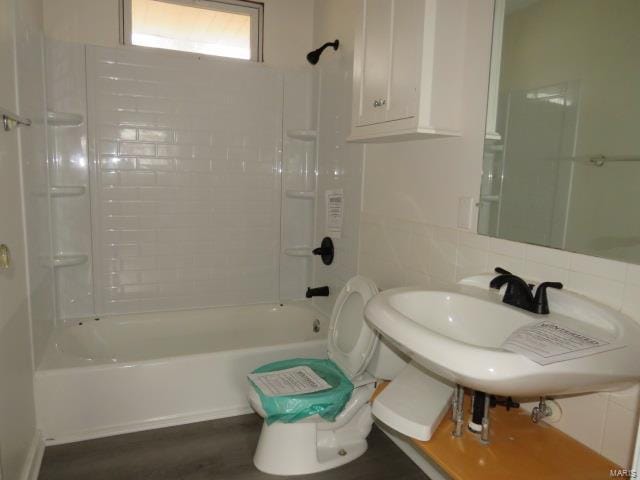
[47,111,84,127]
[46,254,89,268]
[479,194,500,204]
[283,247,313,257]
[286,129,317,141]
[49,185,87,197]
[285,190,315,200]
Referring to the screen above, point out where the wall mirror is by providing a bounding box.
[478,0,640,264]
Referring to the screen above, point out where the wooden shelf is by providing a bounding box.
[372,383,620,480]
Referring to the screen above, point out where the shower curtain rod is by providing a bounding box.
[552,154,640,167]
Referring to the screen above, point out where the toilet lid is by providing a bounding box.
[327,276,379,379]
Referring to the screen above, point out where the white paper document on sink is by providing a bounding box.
[248,366,331,397]
[502,321,626,365]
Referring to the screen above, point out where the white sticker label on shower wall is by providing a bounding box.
[249,366,332,397]
[501,321,625,365]
[325,189,343,239]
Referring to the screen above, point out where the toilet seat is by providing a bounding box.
[248,275,380,423]
[327,276,379,379]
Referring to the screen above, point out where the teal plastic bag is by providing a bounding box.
[250,358,353,425]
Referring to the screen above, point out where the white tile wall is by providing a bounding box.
[312,57,364,316]
[359,211,640,467]
[86,46,284,314]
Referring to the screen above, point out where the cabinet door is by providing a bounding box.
[357,0,393,126]
[386,0,423,122]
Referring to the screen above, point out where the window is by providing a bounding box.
[122,0,263,61]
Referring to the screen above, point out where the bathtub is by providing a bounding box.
[35,302,328,445]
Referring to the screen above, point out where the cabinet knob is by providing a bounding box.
[0,244,10,269]
[373,99,387,108]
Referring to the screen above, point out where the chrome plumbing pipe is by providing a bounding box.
[480,394,491,444]
[452,384,465,437]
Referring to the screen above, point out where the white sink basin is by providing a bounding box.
[364,275,640,397]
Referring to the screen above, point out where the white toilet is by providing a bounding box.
[248,275,402,475]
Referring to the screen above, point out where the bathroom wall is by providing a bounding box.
[314,0,640,468]
[0,0,42,478]
[310,0,364,316]
[86,45,290,315]
[15,1,56,366]
[43,0,316,68]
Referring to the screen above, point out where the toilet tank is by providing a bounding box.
[366,336,408,380]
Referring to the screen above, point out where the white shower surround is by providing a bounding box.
[31,41,326,449]
[88,45,285,315]
[28,42,317,320]
[35,302,328,444]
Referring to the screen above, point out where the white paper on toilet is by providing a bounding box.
[248,366,332,397]
[501,320,626,365]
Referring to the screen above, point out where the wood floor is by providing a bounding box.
[38,414,428,480]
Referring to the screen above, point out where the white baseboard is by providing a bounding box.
[20,430,45,480]
[45,405,254,446]
[376,421,450,480]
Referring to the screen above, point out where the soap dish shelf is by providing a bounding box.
[50,185,87,197]
[286,129,317,141]
[285,190,315,200]
[479,194,500,204]
[47,111,84,127]
[47,254,89,268]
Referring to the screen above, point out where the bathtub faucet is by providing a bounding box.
[306,286,330,298]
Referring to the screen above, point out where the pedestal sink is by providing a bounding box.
[364,275,640,397]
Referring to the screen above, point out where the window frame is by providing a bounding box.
[121,0,264,62]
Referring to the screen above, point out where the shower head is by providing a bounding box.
[306,40,340,65]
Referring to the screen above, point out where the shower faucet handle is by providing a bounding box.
[312,237,334,265]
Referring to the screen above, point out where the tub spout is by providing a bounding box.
[306,286,329,298]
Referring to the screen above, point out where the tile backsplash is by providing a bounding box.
[359,211,640,467]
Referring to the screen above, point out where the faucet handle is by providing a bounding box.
[533,282,563,314]
[312,237,334,265]
[490,268,517,290]
[494,267,511,275]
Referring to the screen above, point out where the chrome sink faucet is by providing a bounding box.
[490,268,563,314]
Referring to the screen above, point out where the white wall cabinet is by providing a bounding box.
[349,0,467,143]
